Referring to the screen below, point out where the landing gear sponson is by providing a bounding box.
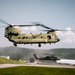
[13,43,41,47]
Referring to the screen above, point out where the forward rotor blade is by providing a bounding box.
[0,18,11,25]
[15,25,39,27]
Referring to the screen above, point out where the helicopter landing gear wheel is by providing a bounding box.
[38,43,41,47]
[13,43,17,47]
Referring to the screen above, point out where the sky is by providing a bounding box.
[0,0,75,49]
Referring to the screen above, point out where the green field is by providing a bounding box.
[0,66,75,75]
[0,57,24,64]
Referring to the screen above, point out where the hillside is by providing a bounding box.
[0,47,34,61]
[0,46,75,60]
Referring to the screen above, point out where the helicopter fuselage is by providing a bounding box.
[5,26,60,47]
[34,54,60,62]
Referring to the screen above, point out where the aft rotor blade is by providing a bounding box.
[49,28,75,31]
[0,18,11,25]
[40,25,53,29]
[36,24,54,30]
[41,29,75,31]
[32,22,54,30]
[15,25,39,27]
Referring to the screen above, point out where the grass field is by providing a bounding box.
[0,66,75,75]
[0,57,24,64]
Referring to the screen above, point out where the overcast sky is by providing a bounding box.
[0,0,75,49]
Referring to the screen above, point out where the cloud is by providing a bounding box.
[22,26,37,31]
[56,27,75,44]
[20,26,38,33]
[30,26,37,31]
[22,27,29,31]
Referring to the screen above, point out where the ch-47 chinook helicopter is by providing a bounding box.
[0,19,61,47]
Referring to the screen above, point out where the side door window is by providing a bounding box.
[47,35,51,39]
